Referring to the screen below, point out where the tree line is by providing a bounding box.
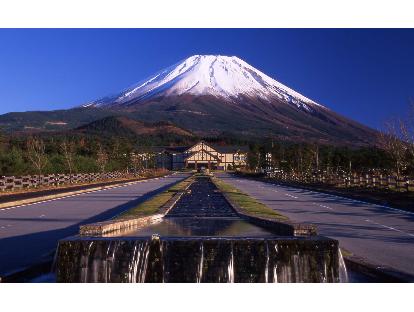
[0,134,138,176]
[246,142,394,175]
[246,104,414,177]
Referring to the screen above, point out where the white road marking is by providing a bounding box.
[284,193,298,199]
[312,202,333,210]
[320,205,333,210]
[365,219,414,237]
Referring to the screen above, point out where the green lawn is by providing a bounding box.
[116,178,193,219]
[213,177,289,221]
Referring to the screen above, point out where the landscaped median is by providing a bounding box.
[211,176,317,236]
[116,177,194,219]
[79,176,194,236]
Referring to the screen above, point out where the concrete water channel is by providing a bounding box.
[124,176,274,238]
[54,175,347,283]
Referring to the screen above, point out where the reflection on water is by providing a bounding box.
[120,217,276,237]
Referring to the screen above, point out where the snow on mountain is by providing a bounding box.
[85,55,324,111]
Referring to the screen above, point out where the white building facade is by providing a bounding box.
[154,141,248,170]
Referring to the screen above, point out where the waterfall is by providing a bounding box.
[227,243,235,283]
[273,264,278,283]
[106,240,119,282]
[264,241,279,283]
[127,241,150,283]
[68,240,151,283]
[160,240,165,283]
[80,241,94,283]
[338,249,349,283]
[323,262,328,283]
[196,242,204,283]
[56,238,341,283]
[273,243,278,283]
[265,242,269,283]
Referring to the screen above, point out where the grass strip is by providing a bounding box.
[213,177,289,221]
[116,178,193,219]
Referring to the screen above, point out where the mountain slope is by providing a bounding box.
[123,95,377,145]
[0,107,116,133]
[75,116,194,138]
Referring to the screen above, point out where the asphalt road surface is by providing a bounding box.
[0,173,189,276]
[217,173,414,276]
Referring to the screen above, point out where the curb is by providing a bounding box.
[344,255,414,282]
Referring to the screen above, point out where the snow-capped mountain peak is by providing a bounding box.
[85,55,323,110]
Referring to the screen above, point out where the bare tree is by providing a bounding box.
[96,143,109,174]
[400,102,414,166]
[297,145,304,174]
[131,152,144,174]
[60,139,76,175]
[27,137,48,183]
[311,144,320,172]
[380,119,408,177]
[147,151,157,169]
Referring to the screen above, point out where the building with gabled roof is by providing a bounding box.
[149,141,248,170]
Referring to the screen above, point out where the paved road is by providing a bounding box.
[217,173,414,276]
[0,173,189,276]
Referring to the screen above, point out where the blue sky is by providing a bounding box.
[0,29,413,129]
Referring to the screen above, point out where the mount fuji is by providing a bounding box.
[85,55,321,113]
[0,55,378,145]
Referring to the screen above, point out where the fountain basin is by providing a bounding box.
[55,235,341,283]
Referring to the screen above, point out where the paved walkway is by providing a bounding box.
[217,173,414,276]
[0,173,189,276]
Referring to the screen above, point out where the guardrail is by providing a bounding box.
[267,172,414,192]
[0,172,139,192]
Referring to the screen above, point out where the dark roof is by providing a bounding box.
[135,143,249,154]
[166,146,189,153]
[136,146,189,153]
[211,144,249,153]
